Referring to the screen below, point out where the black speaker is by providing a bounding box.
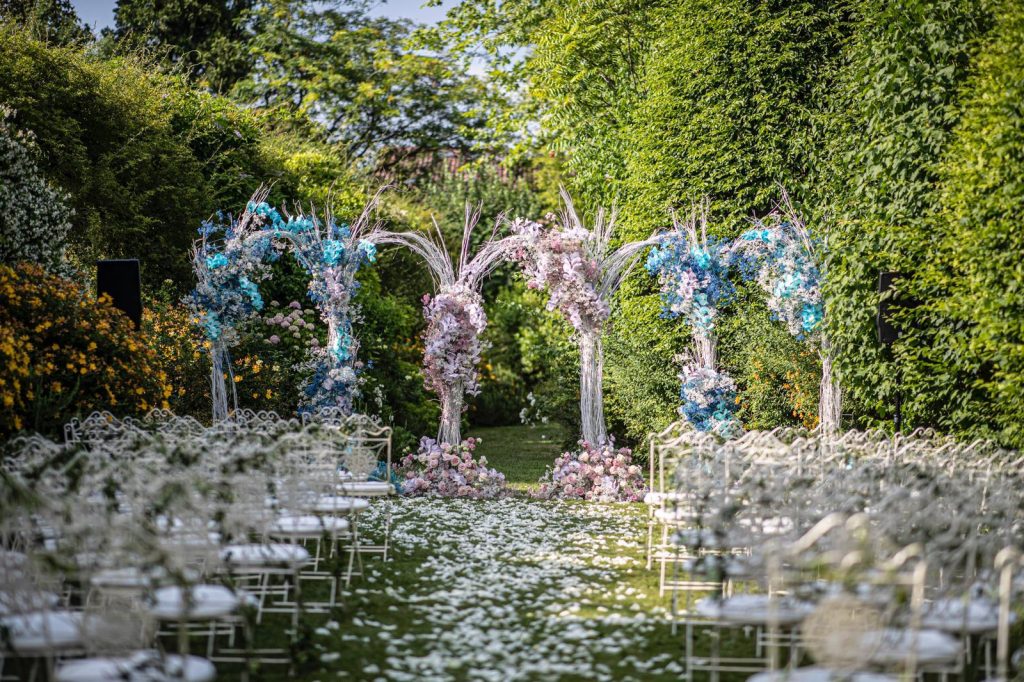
[97,259,142,329]
[877,271,904,346]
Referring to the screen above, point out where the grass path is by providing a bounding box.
[301,496,686,681]
[466,423,568,491]
[251,425,744,681]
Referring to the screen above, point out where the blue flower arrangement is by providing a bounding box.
[190,190,382,419]
[647,202,743,436]
[189,212,272,346]
[731,205,824,342]
[678,362,743,437]
[646,235,736,335]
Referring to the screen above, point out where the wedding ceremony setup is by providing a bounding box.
[3,0,1024,680]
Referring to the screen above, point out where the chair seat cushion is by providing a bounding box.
[736,516,795,536]
[654,507,698,524]
[57,651,216,682]
[695,594,814,627]
[90,567,151,590]
[0,589,61,615]
[336,481,393,497]
[672,529,722,548]
[310,495,370,514]
[644,491,693,505]
[749,667,897,682]
[1,610,83,652]
[858,628,961,666]
[921,597,1012,634]
[269,515,350,537]
[148,584,238,621]
[220,543,310,568]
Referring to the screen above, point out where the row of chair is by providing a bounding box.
[2,408,395,680]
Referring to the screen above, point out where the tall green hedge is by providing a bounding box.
[906,0,1024,446]
[815,0,992,431]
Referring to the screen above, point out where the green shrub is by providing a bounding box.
[904,0,1024,447]
[621,0,846,236]
[816,0,991,430]
[351,267,435,454]
[604,280,688,445]
[717,286,821,430]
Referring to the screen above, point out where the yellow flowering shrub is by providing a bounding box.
[143,297,210,420]
[0,263,172,436]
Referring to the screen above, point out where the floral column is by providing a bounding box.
[422,284,487,446]
[375,207,508,446]
[190,201,275,421]
[646,202,743,436]
[283,210,379,416]
[731,192,841,434]
[510,190,657,446]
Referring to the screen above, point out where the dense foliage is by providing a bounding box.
[234,0,490,166]
[817,0,991,433]
[907,1,1024,446]
[112,0,255,92]
[0,0,90,44]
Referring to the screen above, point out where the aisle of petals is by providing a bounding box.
[323,497,681,681]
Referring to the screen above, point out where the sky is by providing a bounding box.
[70,0,451,32]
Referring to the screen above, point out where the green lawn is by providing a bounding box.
[466,422,567,491]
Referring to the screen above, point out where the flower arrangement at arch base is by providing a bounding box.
[679,361,744,438]
[535,440,647,503]
[396,436,508,499]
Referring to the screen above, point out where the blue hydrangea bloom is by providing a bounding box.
[206,253,229,270]
[323,239,345,266]
[358,240,377,263]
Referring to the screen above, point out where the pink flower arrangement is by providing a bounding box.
[397,437,507,499]
[509,217,610,335]
[535,440,647,502]
[421,285,487,397]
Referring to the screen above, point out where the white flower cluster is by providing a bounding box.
[0,107,73,274]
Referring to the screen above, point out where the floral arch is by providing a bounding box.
[189,189,380,421]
